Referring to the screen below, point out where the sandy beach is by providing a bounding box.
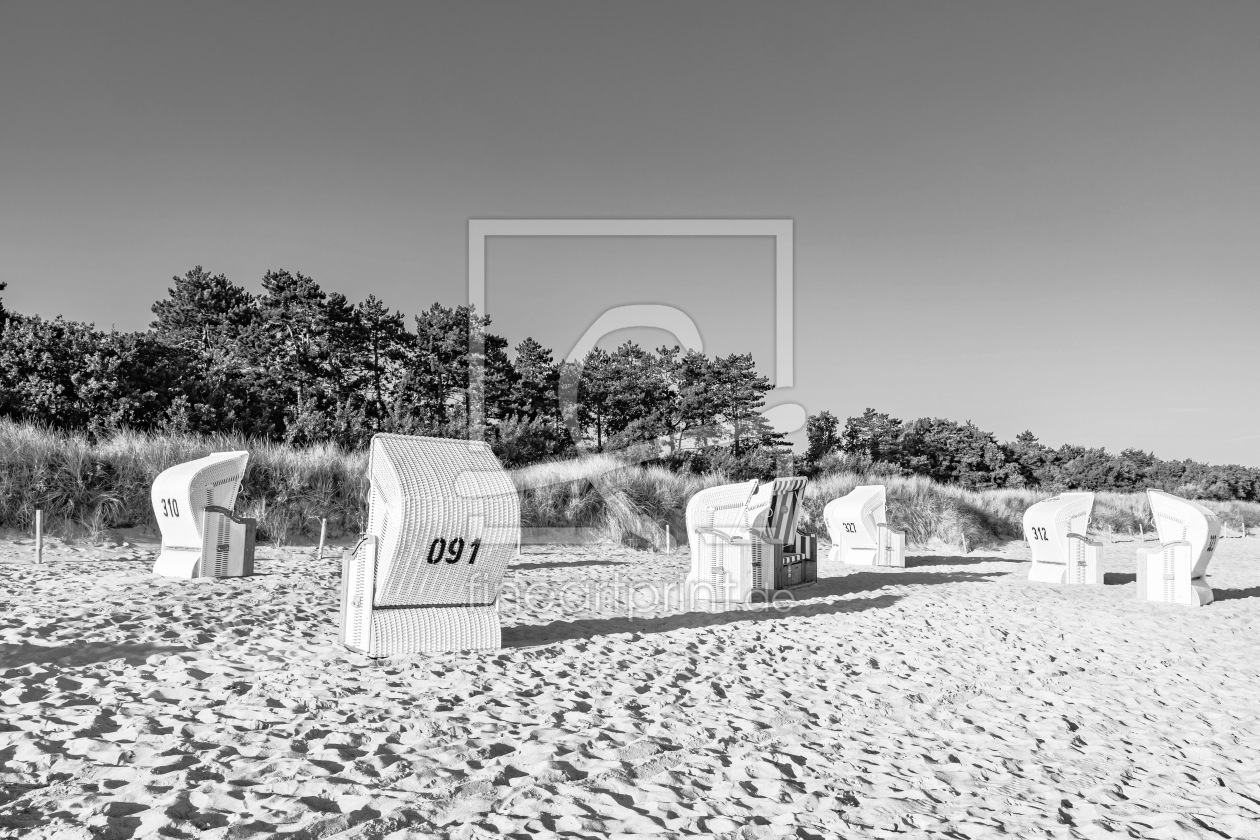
[2,534,1259,839]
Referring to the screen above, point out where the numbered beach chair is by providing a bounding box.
[151,451,255,579]
[823,484,907,567]
[686,477,813,602]
[1136,490,1221,606]
[340,434,520,657]
[1022,492,1100,584]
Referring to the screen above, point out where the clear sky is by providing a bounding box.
[2,1,1258,464]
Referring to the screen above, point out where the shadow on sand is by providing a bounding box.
[1104,572,1137,586]
[0,642,190,669]
[509,560,632,571]
[1212,586,1260,602]
[503,570,999,648]
[905,555,1020,568]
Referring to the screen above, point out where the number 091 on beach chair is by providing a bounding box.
[1023,492,1101,585]
[823,485,906,567]
[339,434,520,657]
[151,451,256,579]
[1136,490,1221,606]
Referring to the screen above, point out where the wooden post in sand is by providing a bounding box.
[317,518,327,560]
[663,521,671,552]
[35,510,43,564]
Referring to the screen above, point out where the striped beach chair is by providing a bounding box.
[1136,490,1220,606]
[339,434,520,656]
[824,484,907,568]
[1023,492,1101,585]
[151,451,255,579]
[686,477,812,602]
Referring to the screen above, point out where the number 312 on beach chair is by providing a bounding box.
[339,434,520,657]
[1023,492,1101,585]
[151,451,256,579]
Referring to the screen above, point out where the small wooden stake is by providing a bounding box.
[317,518,327,560]
[35,510,43,564]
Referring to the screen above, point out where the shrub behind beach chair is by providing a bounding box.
[1023,492,1100,585]
[1136,489,1221,606]
[823,484,906,568]
[151,451,255,579]
[340,434,520,656]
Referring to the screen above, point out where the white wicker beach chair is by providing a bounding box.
[685,480,758,602]
[339,434,520,656]
[1023,492,1101,585]
[151,451,255,579]
[1136,490,1221,606]
[823,484,907,568]
[685,477,812,601]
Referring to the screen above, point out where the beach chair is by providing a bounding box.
[340,434,520,657]
[1023,492,1100,584]
[1136,490,1221,606]
[151,451,255,579]
[823,484,906,568]
[686,477,812,602]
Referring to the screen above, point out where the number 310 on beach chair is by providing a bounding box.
[339,434,520,657]
[151,451,256,579]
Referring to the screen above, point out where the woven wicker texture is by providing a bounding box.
[200,506,256,578]
[1147,490,1221,581]
[368,434,519,608]
[151,451,249,578]
[685,480,758,597]
[365,606,501,656]
[1136,541,1213,605]
[685,478,807,601]
[1066,534,1103,585]
[1023,492,1094,584]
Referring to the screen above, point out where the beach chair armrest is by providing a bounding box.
[204,504,254,526]
[694,526,744,542]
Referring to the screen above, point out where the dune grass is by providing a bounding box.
[0,420,368,543]
[1,420,1256,548]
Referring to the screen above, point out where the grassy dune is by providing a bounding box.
[0,420,368,544]
[1,420,1256,548]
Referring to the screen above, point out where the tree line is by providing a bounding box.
[0,267,786,471]
[3,267,1256,498]
[805,408,1260,501]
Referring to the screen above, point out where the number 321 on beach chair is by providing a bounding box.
[823,484,907,568]
[151,451,257,579]
[339,434,521,657]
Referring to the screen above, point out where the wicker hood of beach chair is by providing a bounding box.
[1023,492,1100,585]
[823,484,906,568]
[151,451,254,579]
[340,434,520,656]
[1137,489,1222,606]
